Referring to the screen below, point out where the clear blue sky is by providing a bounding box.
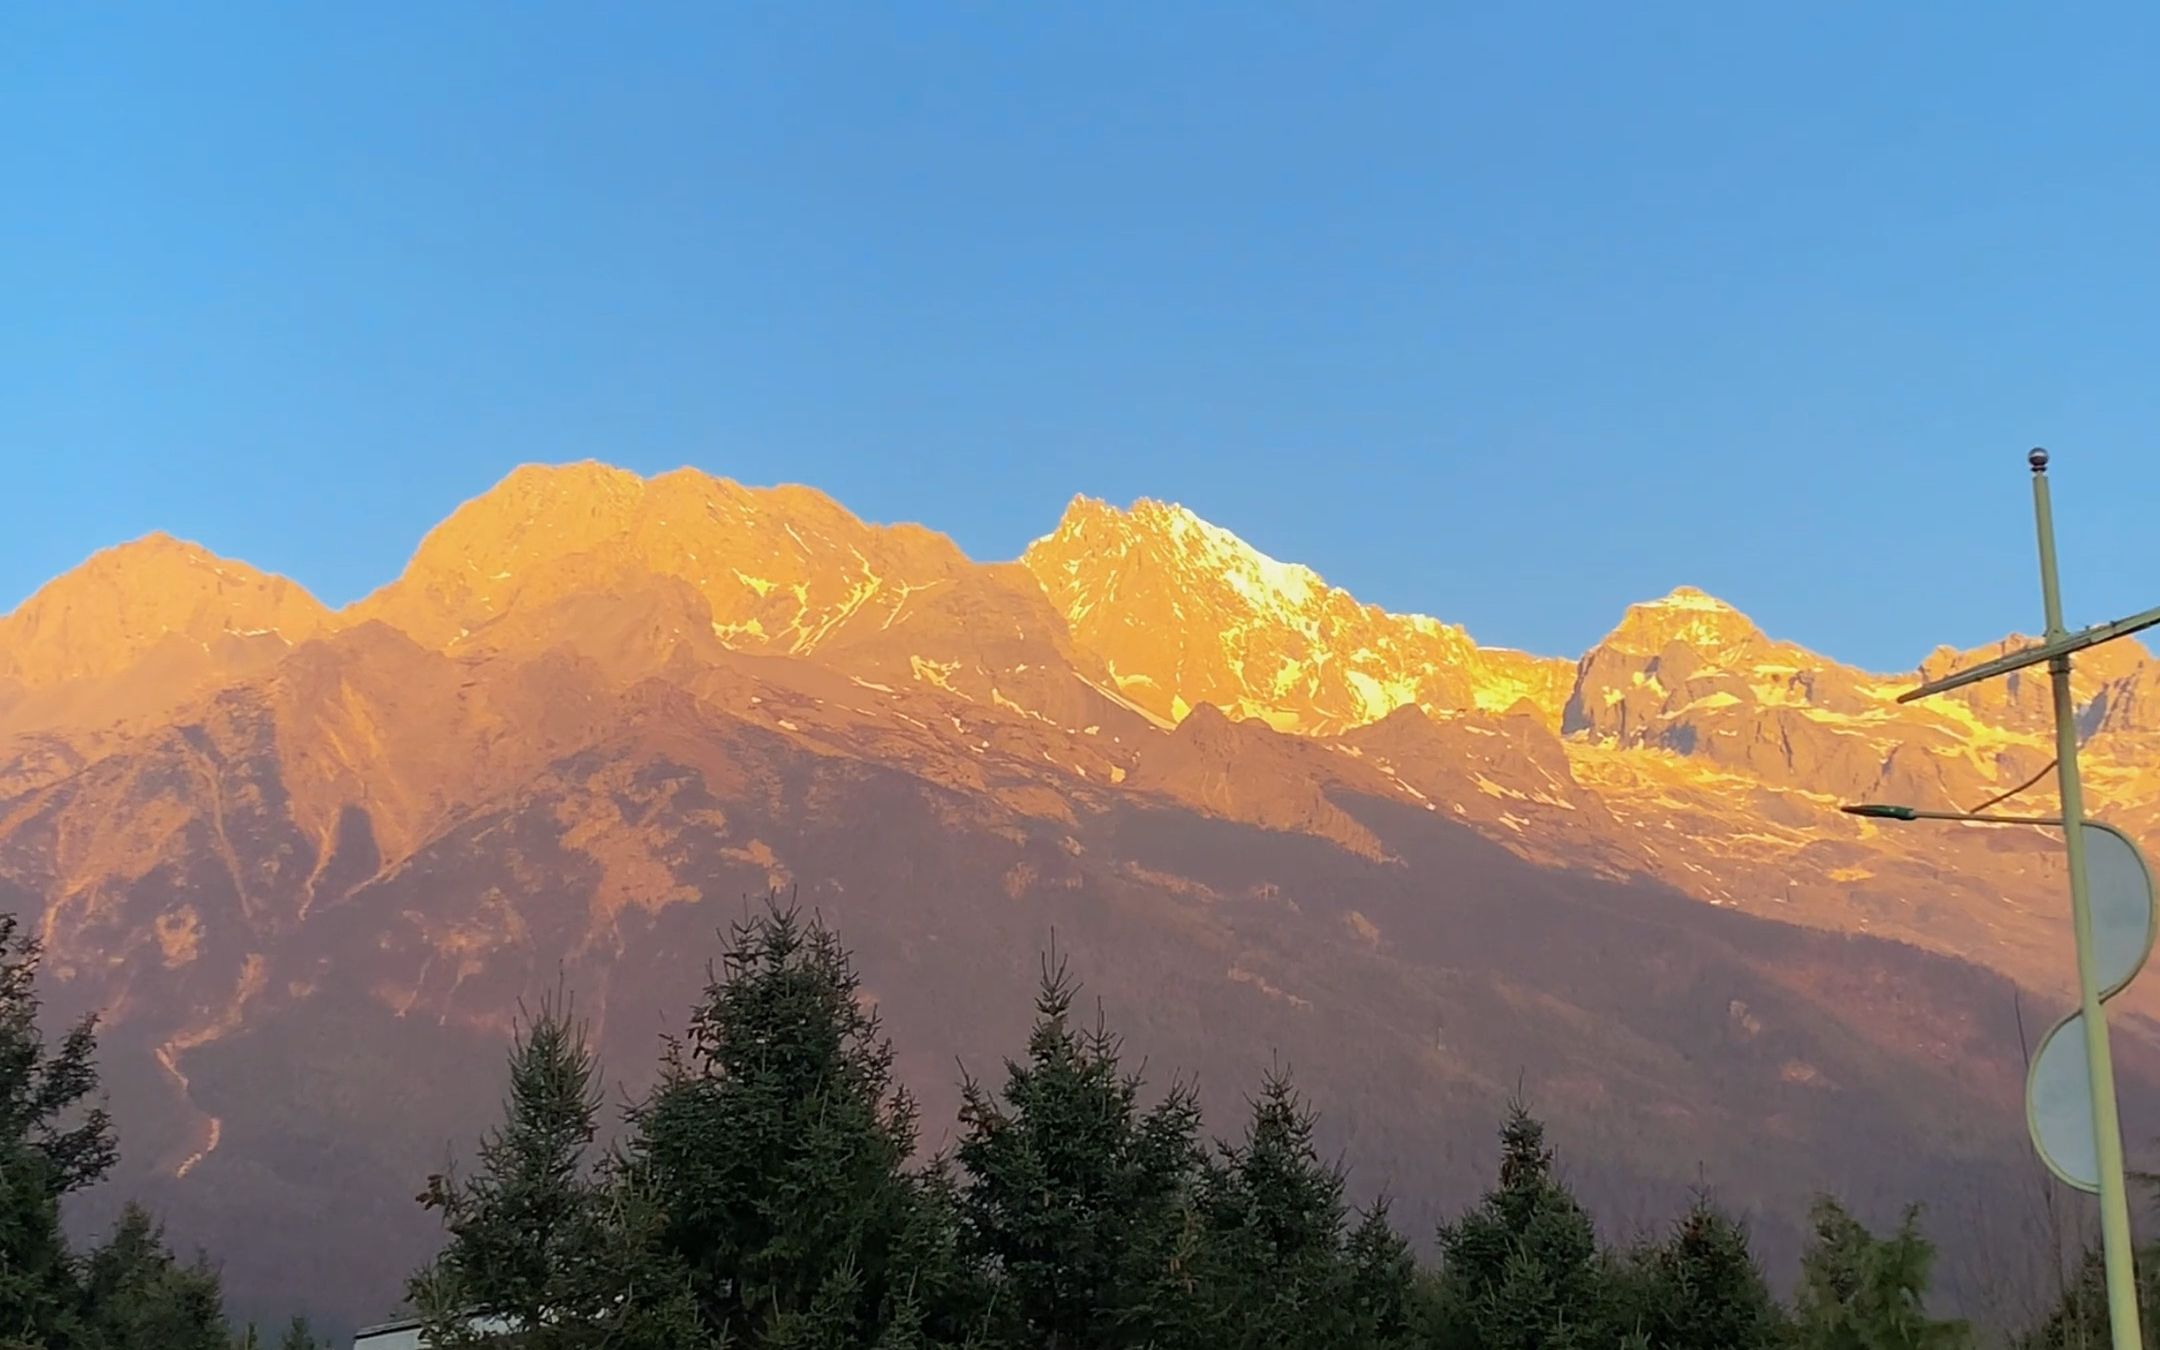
[5,4,2158,669]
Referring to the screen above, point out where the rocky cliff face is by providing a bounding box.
[5,460,2156,1330]
[1022,496,1577,732]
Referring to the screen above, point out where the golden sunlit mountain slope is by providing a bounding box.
[0,534,332,760]
[1023,496,1575,731]
[3,459,2157,1330]
[348,462,979,657]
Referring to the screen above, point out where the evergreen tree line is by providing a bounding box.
[404,902,2160,1350]
[0,894,2152,1349]
[0,914,324,1349]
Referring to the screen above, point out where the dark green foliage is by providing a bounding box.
[2014,1243,2160,1350]
[623,900,974,1348]
[411,988,709,1349]
[1191,1070,1428,1349]
[77,1204,230,1350]
[1343,1200,1423,1349]
[1618,1194,1786,1350]
[1195,1068,1362,1348]
[0,914,115,1200]
[1790,1197,1971,1350]
[274,1316,324,1350]
[0,1138,86,1349]
[0,918,110,1350]
[1435,1103,1616,1350]
[388,915,2026,1350]
[955,957,1208,1350]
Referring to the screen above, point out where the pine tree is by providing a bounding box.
[622,899,976,1348]
[1791,1197,1971,1350]
[77,1204,231,1350]
[1342,1199,1420,1349]
[1196,1069,1359,1348]
[2017,1241,2160,1350]
[0,1138,85,1350]
[411,987,709,1349]
[955,955,1208,1350]
[1619,1194,1785,1350]
[1435,1103,1617,1350]
[275,1316,324,1350]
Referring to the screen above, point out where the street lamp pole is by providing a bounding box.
[2030,449,2143,1350]
[1854,449,2160,1350]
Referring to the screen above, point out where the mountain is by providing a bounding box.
[0,533,334,798]
[1022,496,1574,732]
[5,460,2158,1332]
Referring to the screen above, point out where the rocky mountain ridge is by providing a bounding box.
[11,462,2160,999]
[5,460,2157,1329]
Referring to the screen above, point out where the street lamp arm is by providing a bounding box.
[1898,601,2160,704]
[1840,802,2066,827]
